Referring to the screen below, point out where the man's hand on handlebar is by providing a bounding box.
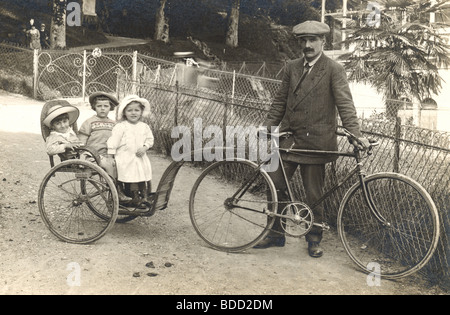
[351,137,371,151]
[336,127,373,151]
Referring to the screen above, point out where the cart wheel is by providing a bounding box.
[38,160,119,244]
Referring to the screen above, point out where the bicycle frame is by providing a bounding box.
[254,135,390,228]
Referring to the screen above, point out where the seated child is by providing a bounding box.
[78,91,131,202]
[107,95,154,209]
[43,102,83,156]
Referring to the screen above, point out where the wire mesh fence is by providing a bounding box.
[0,42,34,96]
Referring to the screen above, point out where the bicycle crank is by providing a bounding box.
[279,202,314,237]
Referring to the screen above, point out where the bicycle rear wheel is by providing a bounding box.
[338,172,440,279]
[189,159,277,252]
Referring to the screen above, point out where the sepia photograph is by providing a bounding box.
[0,0,448,298]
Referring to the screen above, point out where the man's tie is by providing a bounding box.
[294,63,312,93]
[299,63,311,85]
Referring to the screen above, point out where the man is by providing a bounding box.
[254,20,369,257]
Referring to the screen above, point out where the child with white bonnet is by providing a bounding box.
[107,95,154,208]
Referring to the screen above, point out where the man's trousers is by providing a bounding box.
[267,161,326,243]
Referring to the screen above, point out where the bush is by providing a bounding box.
[0,69,33,97]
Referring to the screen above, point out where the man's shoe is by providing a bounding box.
[308,242,323,258]
[253,235,285,249]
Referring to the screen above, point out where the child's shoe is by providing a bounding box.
[131,190,141,207]
[117,185,132,203]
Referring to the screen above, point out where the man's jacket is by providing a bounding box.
[264,53,362,164]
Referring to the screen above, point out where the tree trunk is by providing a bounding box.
[50,0,67,49]
[154,0,169,43]
[225,0,240,48]
[99,0,112,33]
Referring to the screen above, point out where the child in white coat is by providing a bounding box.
[107,95,154,208]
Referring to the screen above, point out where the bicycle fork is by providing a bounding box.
[354,151,391,228]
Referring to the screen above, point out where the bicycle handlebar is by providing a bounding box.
[336,126,379,151]
[261,127,379,155]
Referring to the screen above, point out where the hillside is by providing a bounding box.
[0,0,303,63]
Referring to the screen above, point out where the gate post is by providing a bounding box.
[82,50,87,101]
[33,49,39,99]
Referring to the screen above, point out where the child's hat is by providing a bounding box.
[89,91,119,109]
[116,95,151,121]
[43,100,79,128]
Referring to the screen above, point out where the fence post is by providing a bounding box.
[169,64,177,86]
[222,94,231,157]
[82,50,87,101]
[231,70,236,101]
[174,81,179,127]
[132,51,138,94]
[156,65,161,83]
[33,49,39,99]
[223,94,228,141]
[393,116,401,173]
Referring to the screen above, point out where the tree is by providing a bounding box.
[155,0,170,43]
[340,5,450,118]
[50,0,67,49]
[225,0,240,47]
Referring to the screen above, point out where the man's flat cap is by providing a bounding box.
[293,20,330,37]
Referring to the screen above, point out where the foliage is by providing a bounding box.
[340,9,450,111]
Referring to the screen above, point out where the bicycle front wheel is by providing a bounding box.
[189,159,278,252]
[38,160,119,244]
[338,172,440,279]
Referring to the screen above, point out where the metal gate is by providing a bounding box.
[33,49,135,100]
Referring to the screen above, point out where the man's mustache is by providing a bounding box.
[303,48,314,53]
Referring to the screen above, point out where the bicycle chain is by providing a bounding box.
[230,199,330,236]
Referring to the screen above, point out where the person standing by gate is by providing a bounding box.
[39,23,50,49]
[254,20,369,257]
[27,24,41,50]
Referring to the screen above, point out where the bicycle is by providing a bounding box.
[189,127,440,279]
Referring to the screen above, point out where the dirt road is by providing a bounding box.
[0,90,445,295]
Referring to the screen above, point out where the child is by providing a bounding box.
[78,91,131,202]
[107,95,154,208]
[78,92,118,175]
[43,102,83,155]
